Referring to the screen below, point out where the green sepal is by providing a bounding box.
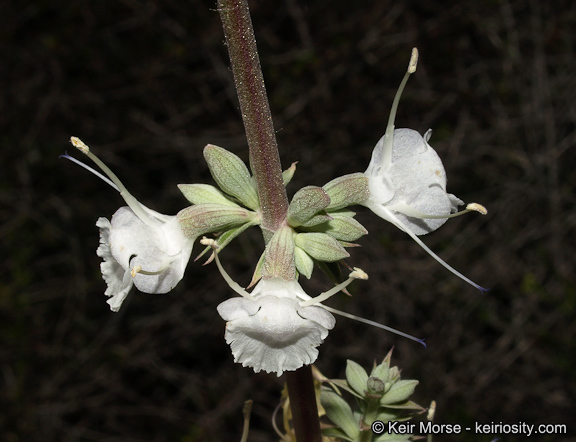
[301,210,368,241]
[294,245,314,279]
[212,220,257,252]
[177,203,257,239]
[287,185,331,227]
[380,380,419,406]
[248,251,266,288]
[263,225,296,280]
[203,144,259,210]
[282,161,297,186]
[321,389,360,440]
[346,360,369,397]
[298,214,333,228]
[177,183,240,207]
[294,232,349,262]
[323,172,370,210]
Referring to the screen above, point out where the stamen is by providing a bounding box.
[68,136,158,228]
[387,202,488,220]
[322,305,426,348]
[60,153,119,191]
[300,268,368,307]
[200,237,255,300]
[131,265,142,277]
[370,204,489,293]
[379,47,419,172]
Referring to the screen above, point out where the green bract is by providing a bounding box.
[203,144,259,210]
[294,245,314,279]
[323,172,370,211]
[287,185,331,227]
[294,232,349,262]
[301,209,368,242]
[263,225,296,280]
[177,203,257,239]
[177,183,240,207]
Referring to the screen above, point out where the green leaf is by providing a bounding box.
[321,389,360,440]
[380,380,419,406]
[346,360,369,397]
[203,144,259,210]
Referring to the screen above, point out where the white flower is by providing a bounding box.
[97,206,194,312]
[65,137,194,311]
[217,278,335,376]
[364,128,464,235]
[361,49,487,292]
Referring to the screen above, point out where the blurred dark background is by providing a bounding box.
[1,0,575,440]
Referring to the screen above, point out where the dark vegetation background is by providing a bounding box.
[2,0,575,440]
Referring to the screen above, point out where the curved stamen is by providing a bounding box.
[300,268,368,307]
[200,237,255,300]
[322,305,426,348]
[370,204,489,293]
[387,202,488,220]
[69,137,158,228]
[379,47,419,172]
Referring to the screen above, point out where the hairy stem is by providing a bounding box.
[285,366,323,442]
[217,2,321,441]
[218,0,288,237]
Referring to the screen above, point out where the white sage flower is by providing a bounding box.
[66,137,194,312]
[204,237,423,376]
[217,278,336,376]
[362,49,487,292]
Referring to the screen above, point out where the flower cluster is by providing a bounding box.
[64,48,486,377]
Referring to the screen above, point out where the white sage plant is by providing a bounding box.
[63,47,486,381]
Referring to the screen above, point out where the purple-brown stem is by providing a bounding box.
[217,0,288,237]
[217,1,322,441]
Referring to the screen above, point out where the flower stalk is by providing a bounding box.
[217,0,288,237]
[217,0,321,440]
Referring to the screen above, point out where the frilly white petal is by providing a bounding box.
[217,279,335,376]
[365,128,462,235]
[97,217,133,312]
[96,206,194,312]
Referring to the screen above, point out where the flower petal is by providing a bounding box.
[219,295,334,376]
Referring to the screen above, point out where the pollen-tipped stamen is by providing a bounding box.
[379,47,419,172]
[300,268,368,307]
[68,136,158,228]
[388,202,488,220]
[200,237,255,300]
[130,253,180,277]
